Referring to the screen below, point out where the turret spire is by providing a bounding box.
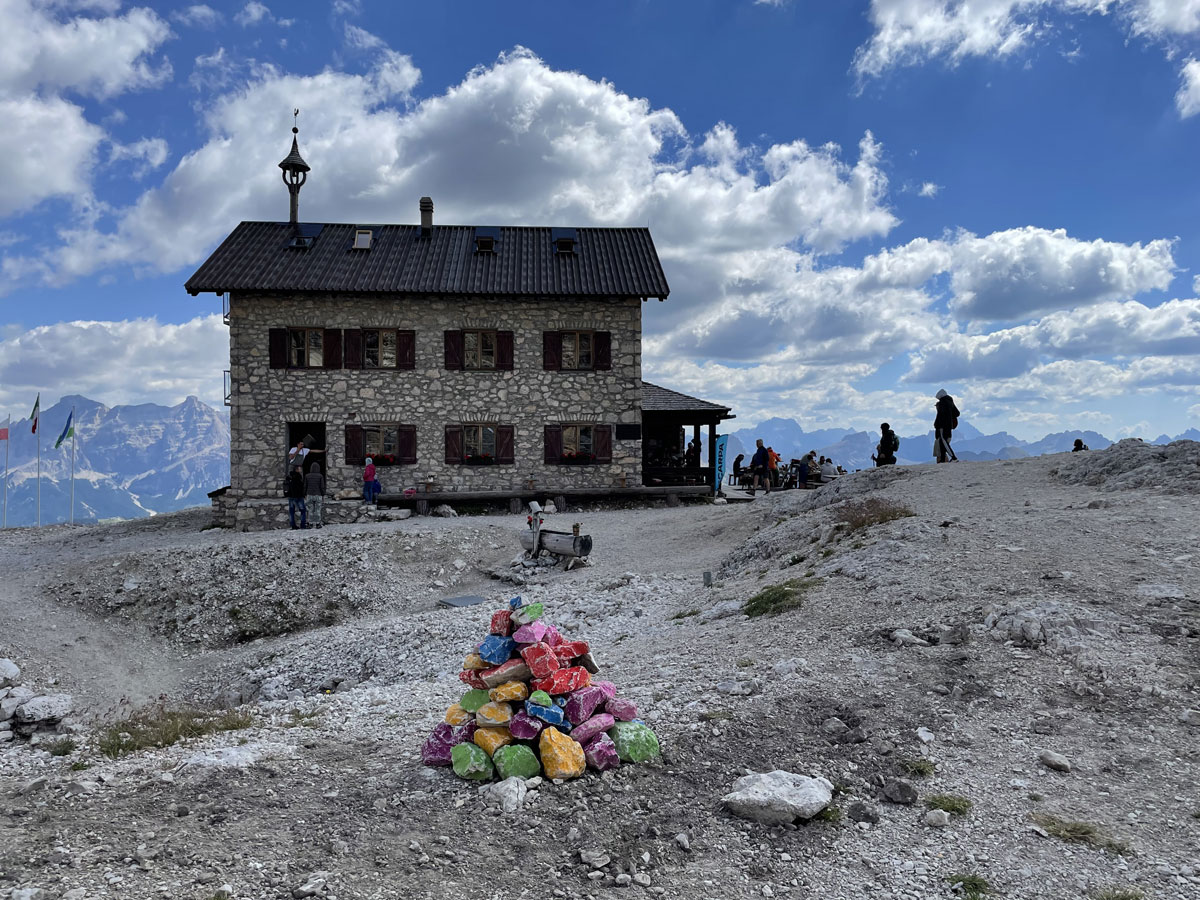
[278,109,310,224]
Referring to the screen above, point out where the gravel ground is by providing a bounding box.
[1,441,1198,900]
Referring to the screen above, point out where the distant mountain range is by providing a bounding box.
[1,395,229,527]
[727,417,1200,473]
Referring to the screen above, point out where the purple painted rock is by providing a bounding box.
[584,732,621,772]
[480,657,532,688]
[508,709,544,740]
[420,720,477,766]
[543,625,563,648]
[605,696,638,721]
[571,712,615,745]
[512,621,549,644]
[477,634,516,666]
[592,680,617,701]
[564,686,607,725]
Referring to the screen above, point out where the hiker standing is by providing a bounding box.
[934,390,960,463]
[363,457,377,503]
[285,465,307,529]
[749,439,771,497]
[305,461,325,528]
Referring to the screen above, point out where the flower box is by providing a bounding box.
[559,453,596,465]
[464,455,495,466]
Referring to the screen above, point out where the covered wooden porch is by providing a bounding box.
[640,381,735,491]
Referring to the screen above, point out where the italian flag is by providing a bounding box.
[30,394,39,434]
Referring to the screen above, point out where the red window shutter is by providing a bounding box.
[544,425,563,463]
[344,424,365,466]
[323,329,342,369]
[397,330,415,369]
[496,331,514,370]
[444,425,463,463]
[344,329,363,369]
[397,424,417,464]
[594,425,613,462]
[594,331,612,370]
[269,328,288,369]
[444,330,464,370]
[496,425,515,463]
[542,331,561,370]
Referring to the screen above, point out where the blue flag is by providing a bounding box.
[713,434,729,492]
[54,411,74,449]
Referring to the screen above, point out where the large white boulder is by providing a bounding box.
[0,658,19,687]
[722,770,833,824]
[14,693,74,723]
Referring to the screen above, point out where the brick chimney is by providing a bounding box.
[420,196,433,236]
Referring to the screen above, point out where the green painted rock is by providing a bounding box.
[609,722,661,763]
[512,602,544,625]
[493,744,541,780]
[460,688,491,712]
[451,741,494,780]
[528,690,553,708]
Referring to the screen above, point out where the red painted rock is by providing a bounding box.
[508,708,544,740]
[584,732,621,772]
[480,657,532,688]
[564,685,607,725]
[531,665,590,696]
[489,609,513,636]
[605,696,638,721]
[520,642,560,679]
[553,640,589,663]
[458,668,487,690]
[512,621,549,644]
[570,712,615,745]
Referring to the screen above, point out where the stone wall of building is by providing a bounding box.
[225,291,643,518]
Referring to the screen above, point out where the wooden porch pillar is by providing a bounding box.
[692,424,700,466]
[708,422,717,487]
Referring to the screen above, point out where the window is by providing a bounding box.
[544,424,612,464]
[464,330,496,370]
[445,423,515,464]
[562,424,594,457]
[353,229,372,250]
[289,328,323,368]
[475,235,495,253]
[345,422,415,466]
[464,424,496,460]
[560,331,593,370]
[555,237,575,254]
[363,329,397,368]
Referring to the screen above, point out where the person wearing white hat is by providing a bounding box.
[934,389,960,463]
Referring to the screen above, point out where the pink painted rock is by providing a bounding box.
[421,720,478,766]
[553,640,589,663]
[508,709,544,740]
[605,696,639,721]
[531,665,590,696]
[543,625,563,647]
[570,712,615,745]
[512,621,548,644]
[584,732,621,772]
[592,680,617,700]
[520,642,560,679]
[458,669,487,690]
[489,609,513,636]
[480,658,532,688]
[564,685,607,725]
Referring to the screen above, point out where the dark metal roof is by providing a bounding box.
[185,222,670,298]
[278,136,309,173]
[641,381,733,417]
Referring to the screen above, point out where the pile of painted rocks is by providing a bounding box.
[422,597,660,782]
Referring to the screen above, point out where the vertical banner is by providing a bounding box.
[713,434,728,493]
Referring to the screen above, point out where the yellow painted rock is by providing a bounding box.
[489,680,529,703]
[475,701,513,727]
[473,726,514,756]
[463,652,488,671]
[539,726,586,780]
[443,703,471,726]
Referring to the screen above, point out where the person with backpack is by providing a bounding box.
[305,461,325,528]
[285,464,307,529]
[873,422,900,466]
[934,389,960,463]
[749,439,771,497]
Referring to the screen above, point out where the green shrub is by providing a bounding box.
[47,738,77,757]
[1032,812,1131,855]
[97,704,254,759]
[945,873,992,899]
[925,793,972,816]
[898,757,936,777]
[743,578,819,617]
[834,498,915,531]
[670,609,700,620]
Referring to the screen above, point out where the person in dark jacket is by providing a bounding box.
[749,439,770,496]
[1072,438,1089,452]
[304,462,325,528]
[285,465,307,529]
[872,422,899,466]
[934,390,960,463]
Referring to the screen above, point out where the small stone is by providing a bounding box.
[577,650,601,674]
[512,602,545,625]
[891,629,929,646]
[916,726,935,744]
[292,872,329,898]
[480,658,533,688]
[571,713,615,745]
[580,849,611,867]
[633,873,651,887]
[489,681,529,703]
[508,709,545,740]
[493,744,541,780]
[609,721,661,763]
[512,621,549,643]
[539,727,586,780]
[882,779,918,804]
[846,801,880,824]
[473,726,514,757]
[451,742,495,780]
[462,652,488,670]
[605,697,638,721]
[532,666,590,695]
[584,732,621,772]
[615,874,632,886]
[477,635,517,666]
[481,776,528,812]
[0,658,19,687]
[1178,709,1200,726]
[521,643,561,679]
[564,685,607,724]
[1039,749,1072,772]
[674,833,691,851]
[821,717,848,736]
[459,689,491,712]
[925,809,951,827]
[722,770,833,824]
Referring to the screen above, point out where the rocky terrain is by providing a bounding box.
[1,439,1198,900]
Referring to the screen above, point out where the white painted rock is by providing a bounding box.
[481,776,527,813]
[14,693,73,723]
[722,770,833,824]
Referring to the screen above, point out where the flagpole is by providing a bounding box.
[69,405,76,525]
[2,414,8,529]
[36,419,41,528]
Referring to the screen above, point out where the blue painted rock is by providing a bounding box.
[511,602,544,625]
[450,741,494,780]
[508,709,544,740]
[525,700,565,727]
[570,712,615,745]
[508,596,523,610]
[605,697,638,721]
[520,642,560,679]
[480,658,532,688]
[564,686,607,725]
[493,743,541,780]
[512,621,549,644]
[478,634,517,666]
[460,688,491,712]
[584,732,621,772]
[609,722,660,762]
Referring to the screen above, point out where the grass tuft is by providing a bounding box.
[814,804,842,823]
[1032,812,1131,855]
[69,760,90,771]
[925,793,972,816]
[787,553,805,567]
[945,873,992,899]
[47,738,78,757]
[898,757,936,777]
[699,710,731,722]
[670,609,700,620]
[743,578,819,617]
[833,498,915,531]
[1089,889,1145,900]
[96,703,254,759]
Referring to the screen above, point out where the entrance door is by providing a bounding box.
[286,422,327,475]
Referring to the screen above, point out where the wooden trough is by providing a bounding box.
[518,528,593,558]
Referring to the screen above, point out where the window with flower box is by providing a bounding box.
[445,423,515,464]
[543,424,612,465]
[344,423,416,466]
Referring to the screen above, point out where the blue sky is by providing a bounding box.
[2,0,1199,441]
